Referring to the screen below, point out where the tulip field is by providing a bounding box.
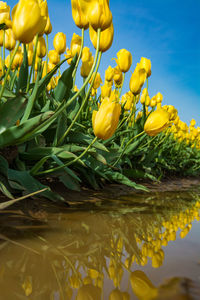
[0,0,200,204]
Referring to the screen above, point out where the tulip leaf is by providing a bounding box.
[53,112,68,146]
[7,169,66,202]
[0,174,14,199]
[68,132,109,152]
[54,54,77,102]
[17,44,28,92]
[0,94,27,134]
[0,111,54,148]
[105,170,149,192]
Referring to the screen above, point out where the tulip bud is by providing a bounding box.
[65,47,72,65]
[113,66,123,87]
[92,98,121,140]
[0,1,10,25]
[116,49,132,73]
[53,32,66,55]
[36,35,46,58]
[129,68,146,96]
[140,57,151,77]
[37,0,48,36]
[70,33,82,57]
[81,59,93,78]
[144,109,170,136]
[12,46,23,69]
[190,119,196,127]
[44,16,52,35]
[90,72,102,89]
[76,284,101,300]
[12,0,45,43]
[82,47,92,62]
[71,0,89,29]
[121,92,134,110]
[130,271,158,300]
[4,28,16,51]
[109,288,123,300]
[105,65,114,81]
[48,49,60,65]
[87,0,112,31]
[150,96,157,108]
[89,22,114,53]
[27,50,33,66]
[101,83,112,99]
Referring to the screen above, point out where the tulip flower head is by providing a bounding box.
[12,0,46,43]
[144,109,170,136]
[89,22,114,53]
[92,98,121,140]
[53,32,66,54]
[116,49,132,73]
[71,0,89,29]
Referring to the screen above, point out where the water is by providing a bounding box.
[0,187,200,300]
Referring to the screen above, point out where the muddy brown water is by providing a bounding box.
[0,180,200,300]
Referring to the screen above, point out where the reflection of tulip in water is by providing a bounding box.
[76,284,101,300]
[130,270,158,300]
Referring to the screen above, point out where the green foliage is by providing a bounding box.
[0,41,199,206]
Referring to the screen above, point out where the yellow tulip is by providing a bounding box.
[190,119,196,127]
[130,271,158,300]
[109,288,123,300]
[71,0,89,29]
[121,92,134,110]
[81,59,94,78]
[90,72,102,89]
[48,49,60,65]
[92,98,121,140]
[37,0,48,36]
[36,36,46,58]
[105,65,114,81]
[140,57,151,77]
[129,68,146,95]
[81,46,92,62]
[84,0,112,31]
[53,32,66,54]
[70,33,82,57]
[101,83,112,98]
[4,28,16,51]
[0,1,10,24]
[27,50,33,66]
[144,109,170,136]
[113,66,123,87]
[89,22,114,53]
[116,49,132,73]
[76,284,101,300]
[155,92,163,103]
[44,16,52,35]
[65,47,72,65]
[150,96,157,108]
[12,0,44,43]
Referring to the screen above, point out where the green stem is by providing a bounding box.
[119,73,125,98]
[72,28,84,85]
[26,34,39,92]
[2,30,5,76]
[0,41,20,102]
[24,29,101,140]
[57,51,102,146]
[36,136,98,175]
[112,131,145,167]
[46,34,49,75]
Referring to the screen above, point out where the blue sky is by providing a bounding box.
[9,0,200,125]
